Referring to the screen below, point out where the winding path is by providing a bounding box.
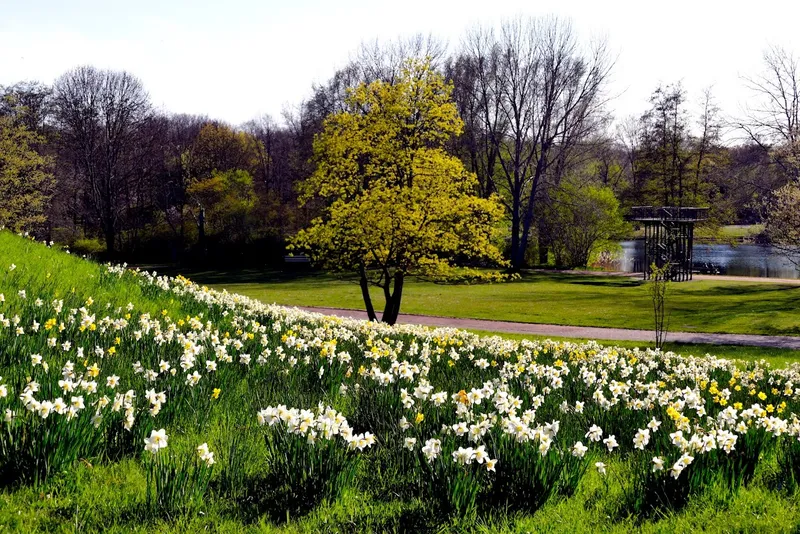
[297,306,800,350]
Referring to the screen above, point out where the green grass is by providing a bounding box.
[634,224,765,241]
[175,268,800,337]
[0,233,187,319]
[3,232,800,533]
[695,224,766,240]
[2,457,800,533]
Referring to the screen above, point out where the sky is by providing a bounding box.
[2,0,799,131]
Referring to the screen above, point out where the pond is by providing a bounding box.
[619,240,800,279]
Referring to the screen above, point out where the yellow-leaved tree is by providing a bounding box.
[292,59,506,324]
[0,111,54,233]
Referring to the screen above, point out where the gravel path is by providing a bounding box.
[297,306,800,350]
[692,274,800,285]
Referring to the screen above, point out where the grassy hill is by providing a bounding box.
[2,230,800,533]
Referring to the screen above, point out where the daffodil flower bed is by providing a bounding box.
[2,231,800,519]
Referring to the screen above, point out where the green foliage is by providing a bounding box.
[423,447,486,519]
[187,169,258,243]
[776,434,800,493]
[292,59,507,323]
[626,429,771,518]
[544,180,628,268]
[484,433,588,514]
[183,123,262,180]
[0,401,106,488]
[256,423,362,519]
[70,237,107,257]
[0,113,54,232]
[145,449,214,515]
[648,262,672,349]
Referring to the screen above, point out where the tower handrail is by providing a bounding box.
[628,206,709,222]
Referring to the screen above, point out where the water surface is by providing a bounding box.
[619,241,799,279]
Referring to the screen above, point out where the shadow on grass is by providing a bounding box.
[682,283,800,297]
[568,279,644,288]
[169,267,355,287]
[513,271,645,287]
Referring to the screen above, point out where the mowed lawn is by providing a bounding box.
[177,269,800,337]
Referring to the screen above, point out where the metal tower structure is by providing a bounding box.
[629,206,709,282]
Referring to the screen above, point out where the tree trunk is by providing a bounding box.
[104,226,115,257]
[198,206,206,258]
[515,198,537,271]
[381,271,404,325]
[359,265,377,322]
[538,223,549,265]
[509,203,522,271]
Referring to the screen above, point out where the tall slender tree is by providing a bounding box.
[458,17,612,270]
[53,66,152,254]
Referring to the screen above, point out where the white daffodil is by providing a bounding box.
[603,435,618,452]
[144,429,168,454]
[585,424,603,442]
[595,462,607,476]
[652,457,665,472]
[571,441,588,458]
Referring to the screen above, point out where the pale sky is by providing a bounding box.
[1,0,799,130]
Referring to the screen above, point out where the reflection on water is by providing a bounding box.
[619,241,799,279]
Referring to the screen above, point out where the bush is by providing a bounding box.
[70,237,106,257]
[543,180,629,269]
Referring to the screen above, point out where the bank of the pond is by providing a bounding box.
[620,240,799,279]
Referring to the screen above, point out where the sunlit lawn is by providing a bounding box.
[176,268,800,337]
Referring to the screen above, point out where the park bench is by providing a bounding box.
[284,254,310,264]
[283,254,311,270]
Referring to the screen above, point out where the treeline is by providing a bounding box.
[1,17,798,269]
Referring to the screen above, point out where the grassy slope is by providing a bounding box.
[1,233,800,533]
[0,233,187,319]
[181,268,800,337]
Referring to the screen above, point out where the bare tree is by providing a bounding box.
[156,113,208,250]
[243,114,280,193]
[765,182,800,269]
[53,66,152,254]
[352,33,447,85]
[445,47,505,198]
[736,46,800,181]
[459,16,612,269]
[0,81,54,134]
[301,33,448,130]
[688,87,727,213]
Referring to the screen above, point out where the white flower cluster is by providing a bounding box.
[4,247,800,493]
[257,404,375,451]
